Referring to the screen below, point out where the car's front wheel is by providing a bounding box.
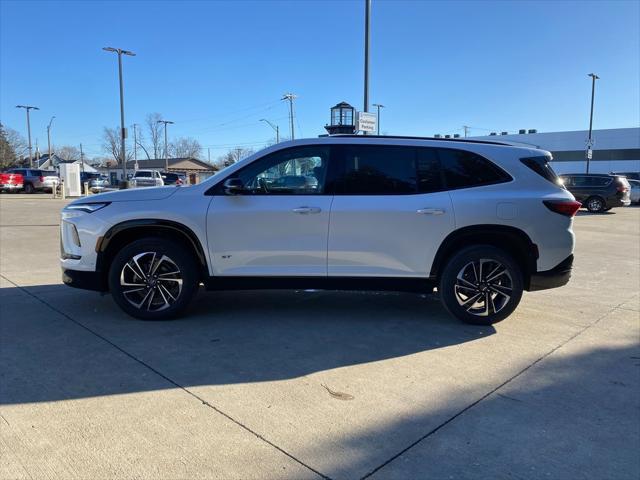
[108,238,199,320]
[439,245,523,325]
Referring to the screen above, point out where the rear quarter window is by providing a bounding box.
[438,148,511,190]
[520,156,560,185]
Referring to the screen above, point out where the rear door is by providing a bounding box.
[327,144,453,277]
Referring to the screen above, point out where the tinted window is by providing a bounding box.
[135,171,153,177]
[234,145,329,195]
[439,148,511,189]
[417,147,444,193]
[336,145,417,194]
[520,156,559,185]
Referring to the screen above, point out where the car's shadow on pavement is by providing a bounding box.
[1,285,495,405]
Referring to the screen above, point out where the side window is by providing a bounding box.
[438,148,511,189]
[571,176,587,187]
[335,145,417,194]
[417,147,444,193]
[234,145,329,195]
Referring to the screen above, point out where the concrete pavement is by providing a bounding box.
[1,195,638,479]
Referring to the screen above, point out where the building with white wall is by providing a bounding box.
[471,127,639,174]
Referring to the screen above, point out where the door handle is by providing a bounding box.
[292,206,322,214]
[417,208,445,215]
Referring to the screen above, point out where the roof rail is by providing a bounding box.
[321,134,512,146]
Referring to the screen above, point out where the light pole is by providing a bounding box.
[363,0,371,115]
[281,93,297,140]
[586,73,599,174]
[157,120,174,171]
[132,123,139,170]
[260,119,280,143]
[47,116,55,166]
[372,103,384,135]
[103,46,135,187]
[16,105,39,168]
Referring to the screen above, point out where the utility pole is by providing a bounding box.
[260,119,280,143]
[281,93,297,140]
[586,73,599,174]
[16,105,39,168]
[80,143,85,173]
[35,139,40,163]
[235,147,243,163]
[47,116,55,167]
[372,104,384,135]
[208,148,211,163]
[363,0,371,123]
[157,119,174,171]
[103,47,135,186]
[463,126,470,138]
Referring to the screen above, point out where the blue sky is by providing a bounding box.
[1,0,638,160]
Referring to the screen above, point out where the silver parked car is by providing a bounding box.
[628,179,640,204]
[8,168,59,193]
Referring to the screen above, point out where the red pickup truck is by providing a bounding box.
[0,172,24,192]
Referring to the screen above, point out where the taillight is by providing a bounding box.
[617,184,629,192]
[543,200,581,217]
[39,176,44,182]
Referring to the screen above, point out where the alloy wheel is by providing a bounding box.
[454,258,513,317]
[119,252,183,312]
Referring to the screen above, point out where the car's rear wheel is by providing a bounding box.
[108,238,199,320]
[24,183,34,194]
[586,196,605,213]
[439,245,523,325]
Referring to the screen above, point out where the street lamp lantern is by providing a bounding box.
[260,119,280,143]
[103,46,136,188]
[325,101,356,135]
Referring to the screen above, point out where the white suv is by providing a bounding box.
[131,169,164,188]
[60,136,579,325]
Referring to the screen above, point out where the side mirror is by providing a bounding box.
[224,178,245,195]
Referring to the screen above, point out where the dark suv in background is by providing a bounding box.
[560,173,631,213]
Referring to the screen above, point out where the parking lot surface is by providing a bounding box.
[1,195,639,479]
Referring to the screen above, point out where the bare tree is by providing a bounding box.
[217,147,254,168]
[102,127,132,164]
[56,145,81,161]
[145,113,163,159]
[170,137,202,159]
[4,125,27,161]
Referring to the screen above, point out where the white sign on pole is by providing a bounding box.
[357,111,377,133]
[586,148,593,160]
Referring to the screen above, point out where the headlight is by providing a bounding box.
[65,202,110,213]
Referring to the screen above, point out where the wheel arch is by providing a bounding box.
[430,225,538,290]
[96,219,209,290]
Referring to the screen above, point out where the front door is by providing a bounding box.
[207,145,333,276]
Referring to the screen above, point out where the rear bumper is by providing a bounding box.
[0,184,22,190]
[62,268,107,292]
[529,254,573,291]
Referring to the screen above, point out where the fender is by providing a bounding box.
[95,219,208,276]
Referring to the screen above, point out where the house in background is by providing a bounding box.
[98,157,218,185]
[32,153,99,174]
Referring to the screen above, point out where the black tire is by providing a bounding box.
[439,245,523,325]
[586,196,605,213]
[108,237,199,320]
[24,183,34,194]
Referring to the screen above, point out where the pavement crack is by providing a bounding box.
[0,274,332,480]
[359,297,632,480]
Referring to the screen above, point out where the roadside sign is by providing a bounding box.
[357,111,377,133]
[586,148,593,160]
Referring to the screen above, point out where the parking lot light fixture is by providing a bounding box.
[16,105,39,168]
[103,46,136,187]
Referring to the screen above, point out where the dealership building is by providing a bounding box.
[470,127,639,175]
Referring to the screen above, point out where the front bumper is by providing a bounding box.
[0,183,23,190]
[529,254,573,291]
[62,268,107,292]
